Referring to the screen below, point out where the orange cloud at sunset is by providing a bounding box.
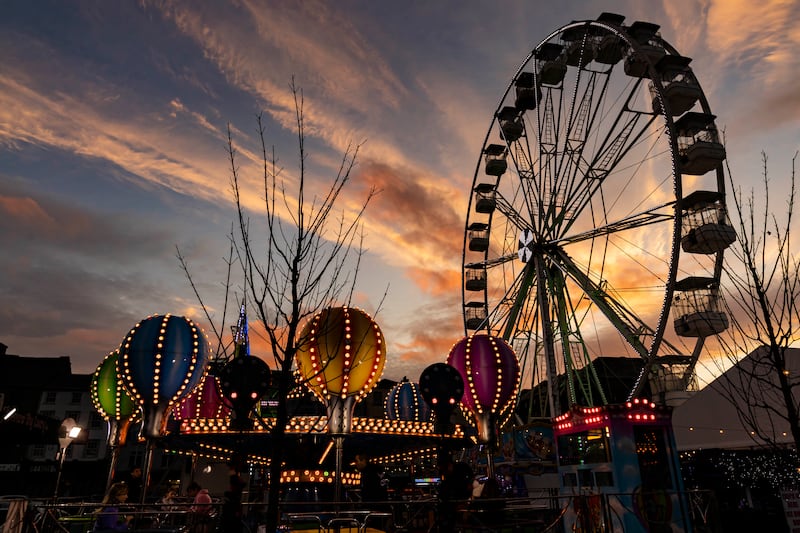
[0,73,232,207]
[0,195,54,229]
[390,303,465,369]
[405,266,462,298]
[704,0,797,75]
[663,0,800,132]
[355,161,465,270]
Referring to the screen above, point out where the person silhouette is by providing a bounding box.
[187,481,213,533]
[93,482,134,532]
[355,452,387,503]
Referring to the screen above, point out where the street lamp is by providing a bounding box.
[54,417,82,501]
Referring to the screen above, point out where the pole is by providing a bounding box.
[141,440,155,505]
[485,447,495,479]
[105,419,121,492]
[190,453,198,482]
[53,446,67,501]
[54,418,79,502]
[106,445,120,493]
[334,436,344,505]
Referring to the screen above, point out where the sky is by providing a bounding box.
[1,0,798,389]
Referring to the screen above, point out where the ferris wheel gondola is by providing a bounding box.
[461,13,736,418]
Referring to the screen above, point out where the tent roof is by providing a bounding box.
[672,346,800,450]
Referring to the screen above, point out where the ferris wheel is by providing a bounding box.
[461,13,737,418]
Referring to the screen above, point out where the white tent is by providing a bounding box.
[672,346,800,451]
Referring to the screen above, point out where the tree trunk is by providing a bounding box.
[264,369,291,532]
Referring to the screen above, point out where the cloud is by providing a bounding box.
[239,1,407,110]
[1,3,478,320]
[0,72,234,204]
[355,161,464,268]
[148,2,413,164]
[0,195,54,229]
[746,78,800,133]
[387,297,465,380]
[405,266,462,298]
[0,189,167,257]
[0,182,208,370]
[662,0,800,134]
[705,0,800,128]
[9,0,777,390]
[704,0,796,73]
[169,98,223,137]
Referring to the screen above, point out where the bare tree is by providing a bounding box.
[711,151,800,455]
[184,81,378,531]
[238,82,377,531]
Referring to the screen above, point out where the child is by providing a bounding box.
[93,483,134,532]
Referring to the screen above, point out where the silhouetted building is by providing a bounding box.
[517,356,652,419]
[0,346,112,496]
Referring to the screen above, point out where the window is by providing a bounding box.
[71,392,83,404]
[44,391,57,404]
[635,426,673,490]
[32,444,45,458]
[90,412,104,429]
[129,449,145,469]
[557,428,610,466]
[85,440,100,459]
[39,410,55,419]
[578,469,593,487]
[65,410,81,423]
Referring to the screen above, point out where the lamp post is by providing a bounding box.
[54,417,82,501]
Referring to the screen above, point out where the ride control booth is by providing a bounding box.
[553,399,692,533]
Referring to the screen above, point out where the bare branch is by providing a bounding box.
[178,81,384,532]
[715,151,800,454]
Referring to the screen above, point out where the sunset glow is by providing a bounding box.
[1,1,797,392]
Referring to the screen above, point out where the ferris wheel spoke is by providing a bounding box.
[553,202,675,246]
[539,260,608,407]
[548,247,654,360]
[494,192,536,235]
[555,70,612,219]
[466,252,518,270]
[567,119,663,233]
[482,261,537,336]
[534,68,610,229]
[555,271,611,406]
[530,90,562,234]
[497,262,537,339]
[558,90,661,237]
[586,99,656,179]
[533,255,562,416]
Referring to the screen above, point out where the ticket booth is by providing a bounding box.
[553,400,692,532]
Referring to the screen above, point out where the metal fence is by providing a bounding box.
[0,490,722,533]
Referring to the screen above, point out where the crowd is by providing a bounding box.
[89,456,504,533]
[91,468,217,533]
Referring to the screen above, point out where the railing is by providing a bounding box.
[1,490,720,533]
[2,499,220,533]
